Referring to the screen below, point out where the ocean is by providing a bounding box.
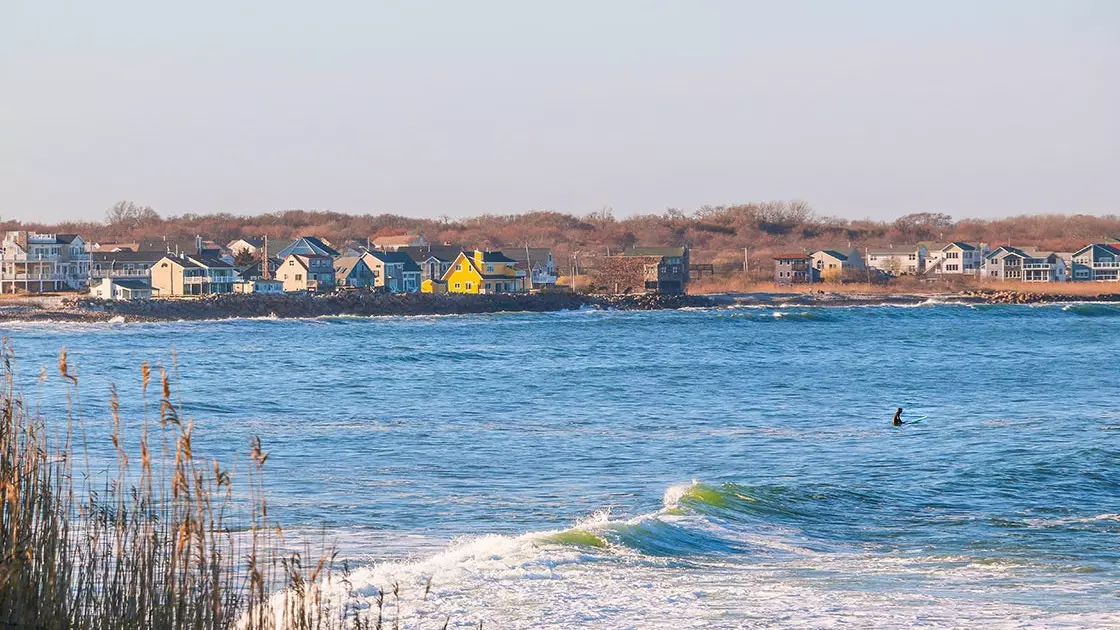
[3,302,1119,628]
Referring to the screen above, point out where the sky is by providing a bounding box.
[2,0,1117,223]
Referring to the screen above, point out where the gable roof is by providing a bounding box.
[814,250,849,261]
[986,246,1029,260]
[111,278,152,291]
[365,250,422,272]
[475,250,518,263]
[275,236,339,258]
[333,256,372,278]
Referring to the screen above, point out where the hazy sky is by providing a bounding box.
[2,0,1117,223]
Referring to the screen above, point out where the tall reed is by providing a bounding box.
[0,343,408,629]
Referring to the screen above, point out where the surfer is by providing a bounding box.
[892,408,904,426]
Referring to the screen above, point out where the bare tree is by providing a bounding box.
[105,200,161,230]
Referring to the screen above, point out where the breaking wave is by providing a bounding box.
[1062,303,1120,317]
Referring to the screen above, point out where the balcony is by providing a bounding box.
[1023,263,1052,270]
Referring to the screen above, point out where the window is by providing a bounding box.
[486,264,494,272]
[295,274,302,281]
[456,264,463,271]
[485,283,492,292]
[454,282,461,289]
[466,282,473,290]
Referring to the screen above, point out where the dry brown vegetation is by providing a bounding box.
[0,345,422,629]
[5,203,1117,270]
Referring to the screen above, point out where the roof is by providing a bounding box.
[275,237,339,258]
[55,234,81,244]
[366,250,422,272]
[814,250,849,261]
[476,250,518,263]
[945,241,976,251]
[986,246,1029,260]
[1073,243,1120,258]
[398,245,465,263]
[621,247,687,258]
[773,253,810,260]
[111,278,152,290]
[92,251,164,263]
[333,256,370,278]
[867,246,921,256]
[190,256,234,268]
[506,247,554,268]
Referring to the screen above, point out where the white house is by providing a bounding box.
[925,242,985,275]
[0,231,90,293]
[866,246,926,276]
[233,279,285,294]
[89,277,153,300]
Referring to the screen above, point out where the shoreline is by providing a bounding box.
[0,288,1117,324]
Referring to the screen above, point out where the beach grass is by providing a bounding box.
[0,343,413,629]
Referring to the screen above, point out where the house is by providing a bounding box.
[924,242,985,275]
[276,253,336,292]
[866,246,926,276]
[274,236,340,259]
[89,277,153,300]
[0,231,90,293]
[810,249,864,281]
[334,255,378,288]
[591,247,690,294]
[372,234,426,251]
[364,251,422,293]
[90,251,164,281]
[233,278,284,294]
[1070,244,1120,281]
[399,245,465,283]
[442,250,524,294]
[773,253,818,284]
[506,247,559,288]
[150,255,238,296]
[982,246,1066,282]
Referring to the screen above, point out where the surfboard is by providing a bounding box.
[908,416,929,425]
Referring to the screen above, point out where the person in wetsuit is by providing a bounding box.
[893,408,904,426]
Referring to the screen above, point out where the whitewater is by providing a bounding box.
[3,303,1119,627]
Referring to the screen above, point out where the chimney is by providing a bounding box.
[196,235,203,255]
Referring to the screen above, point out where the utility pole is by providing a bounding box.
[743,248,749,277]
[524,243,533,291]
[262,236,271,280]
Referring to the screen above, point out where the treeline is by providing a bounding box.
[4,201,1118,266]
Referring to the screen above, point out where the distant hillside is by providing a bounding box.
[4,201,1117,276]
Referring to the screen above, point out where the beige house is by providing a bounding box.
[277,254,336,292]
[150,255,238,296]
[810,249,864,281]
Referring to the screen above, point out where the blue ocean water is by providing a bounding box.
[3,302,1119,627]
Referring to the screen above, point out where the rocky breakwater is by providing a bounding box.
[963,289,1120,304]
[64,291,717,322]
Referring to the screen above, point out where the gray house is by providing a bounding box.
[984,246,1068,282]
[773,253,818,284]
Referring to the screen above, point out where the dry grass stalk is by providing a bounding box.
[0,344,418,629]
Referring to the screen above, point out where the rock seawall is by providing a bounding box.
[60,292,716,322]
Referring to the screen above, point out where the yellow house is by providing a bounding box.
[441,250,525,294]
